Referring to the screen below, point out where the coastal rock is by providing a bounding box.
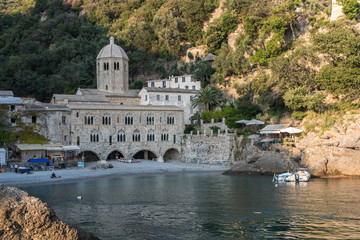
[228,138,301,175]
[297,113,360,177]
[0,183,99,240]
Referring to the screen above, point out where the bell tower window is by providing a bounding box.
[104,62,109,70]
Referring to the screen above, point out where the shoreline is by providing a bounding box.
[0,160,229,187]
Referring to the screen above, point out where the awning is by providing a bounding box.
[27,158,50,163]
[62,146,81,151]
[46,147,63,151]
[260,131,281,134]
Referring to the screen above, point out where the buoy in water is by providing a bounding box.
[77,196,82,200]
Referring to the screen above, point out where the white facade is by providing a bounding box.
[147,75,201,90]
[139,88,199,124]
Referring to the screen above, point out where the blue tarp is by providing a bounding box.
[27,158,50,163]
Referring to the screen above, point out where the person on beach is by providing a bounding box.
[51,171,61,178]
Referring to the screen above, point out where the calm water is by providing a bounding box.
[21,173,360,239]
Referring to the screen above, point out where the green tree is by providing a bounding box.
[191,85,222,111]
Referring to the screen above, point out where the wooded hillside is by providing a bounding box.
[1,0,360,123]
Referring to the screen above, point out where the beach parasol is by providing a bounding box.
[280,127,303,134]
[236,120,250,124]
[246,119,265,125]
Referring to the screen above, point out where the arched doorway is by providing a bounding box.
[107,151,124,160]
[78,151,100,162]
[163,148,180,162]
[133,150,157,160]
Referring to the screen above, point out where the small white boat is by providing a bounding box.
[273,171,292,182]
[285,168,311,182]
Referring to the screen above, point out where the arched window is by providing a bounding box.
[85,116,94,125]
[90,131,100,142]
[117,130,126,142]
[102,115,111,125]
[125,115,133,125]
[147,130,155,142]
[161,130,169,141]
[132,130,141,142]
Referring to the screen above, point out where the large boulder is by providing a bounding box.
[226,138,301,175]
[0,184,99,240]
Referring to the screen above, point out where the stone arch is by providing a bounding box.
[107,150,125,160]
[78,150,100,162]
[132,150,157,160]
[163,148,180,162]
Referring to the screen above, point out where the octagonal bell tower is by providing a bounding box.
[96,37,129,93]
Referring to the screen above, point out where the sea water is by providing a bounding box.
[21,173,360,239]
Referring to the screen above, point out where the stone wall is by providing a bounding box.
[181,131,236,165]
[198,118,227,132]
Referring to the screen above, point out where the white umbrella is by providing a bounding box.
[260,138,273,143]
[248,134,260,139]
[246,119,265,125]
[280,127,303,134]
[236,120,250,124]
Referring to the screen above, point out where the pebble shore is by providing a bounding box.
[0,160,229,186]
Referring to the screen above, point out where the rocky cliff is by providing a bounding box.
[227,113,360,178]
[297,113,360,177]
[0,183,99,240]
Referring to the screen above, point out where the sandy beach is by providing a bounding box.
[0,160,229,186]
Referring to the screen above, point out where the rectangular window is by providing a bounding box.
[76,112,79,117]
[109,136,112,145]
[64,135,68,142]
[192,86,196,90]
[156,95,160,100]
[62,116,66,124]
[165,95,169,101]
[182,77,185,82]
[190,108,194,114]
[190,96,193,101]
[173,135,176,144]
[145,95,148,101]
[10,105,16,112]
[175,78,178,83]
[162,81,166,88]
[151,82,154,87]
[32,116,37,124]
[178,95,181,101]
[10,118,16,124]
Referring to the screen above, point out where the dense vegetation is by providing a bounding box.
[1,0,360,127]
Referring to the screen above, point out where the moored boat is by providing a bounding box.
[285,168,311,182]
[273,171,292,182]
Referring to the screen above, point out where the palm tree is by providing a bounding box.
[191,85,222,111]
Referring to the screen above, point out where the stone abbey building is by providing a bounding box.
[2,37,203,162]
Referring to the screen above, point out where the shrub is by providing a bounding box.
[292,111,307,120]
[209,126,220,135]
[184,125,197,134]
